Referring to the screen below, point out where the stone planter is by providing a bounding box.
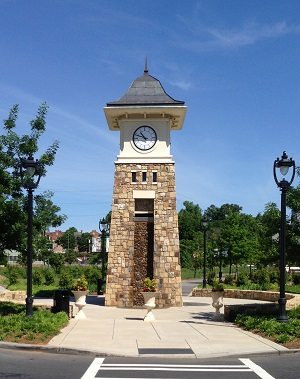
[72,290,88,319]
[142,292,157,321]
[211,290,224,320]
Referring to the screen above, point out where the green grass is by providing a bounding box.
[235,306,300,345]
[0,301,68,344]
[4,278,59,297]
[181,268,202,280]
[286,284,300,294]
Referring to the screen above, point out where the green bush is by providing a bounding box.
[292,273,300,285]
[269,269,280,284]
[6,267,18,286]
[33,269,43,286]
[207,271,216,286]
[236,272,249,287]
[224,274,235,285]
[83,266,101,285]
[59,271,73,289]
[44,269,55,285]
[235,306,300,344]
[252,268,271,290]
[0,304,68,343]
[5,266,26,279]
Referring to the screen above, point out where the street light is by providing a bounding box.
[202,216,208,288]
[20,155,42,317]
[99,218,109,283]
[273,151,296,322]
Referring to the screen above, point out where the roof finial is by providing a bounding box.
[144,57,148,74]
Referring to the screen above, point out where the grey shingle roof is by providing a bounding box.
[107,69,185,106]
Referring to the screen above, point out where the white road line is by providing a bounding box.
[102,364,246,368]
[81,357,275,378]
[81,357,104,379]
[100,367,251,372]
[240,358,276,379]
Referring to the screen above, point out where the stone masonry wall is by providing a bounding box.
[105,163,182,308]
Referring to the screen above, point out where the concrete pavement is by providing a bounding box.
[43,295,289,358]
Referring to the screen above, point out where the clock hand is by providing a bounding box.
[136,132,147,140]
[140,132,148,140]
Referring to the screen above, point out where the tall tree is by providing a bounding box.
[257,202,280,266]
[56,227,78,251]
[0,104,61,259]
[178,201,203,240]
[34,191,67,236]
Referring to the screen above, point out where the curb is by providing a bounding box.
[1,341,300,358]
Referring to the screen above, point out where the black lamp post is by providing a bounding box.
[99,218,109,283]
[273,151,296,322]
[20,155,41,317]
[202,217,208,288]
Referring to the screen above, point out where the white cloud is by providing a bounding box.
[207,21,300,48]
[176,21,300,52]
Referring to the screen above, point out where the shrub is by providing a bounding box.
[73,275,88,291]
[83,266,100,284]
[211,280,224,291]
[269,269,279,284]
[235,307,300,344]
[32,270,43,286]
[44,269,55,286]
[252,268,271,290]
[224,274,235,285]
[0,305,68,343]
[6,267,18,286]
[207,271,216,286]
[143,277,157,292]
[293,273,300,285]
[59,271,73,289]
[236,272,249,287]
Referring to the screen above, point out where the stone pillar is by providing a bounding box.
[105,163,182,308]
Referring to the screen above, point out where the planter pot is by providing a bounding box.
[72,290,88,319]
[142,292,157,322]
[211,290,224,321]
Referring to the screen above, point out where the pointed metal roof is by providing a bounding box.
[106,67,185,107]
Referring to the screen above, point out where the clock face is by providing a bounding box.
[133,125,157,151]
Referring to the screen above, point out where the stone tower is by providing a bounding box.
[104,67,187,308]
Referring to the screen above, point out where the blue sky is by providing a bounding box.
[1,0,300,232]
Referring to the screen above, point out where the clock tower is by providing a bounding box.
[104,66,187,308]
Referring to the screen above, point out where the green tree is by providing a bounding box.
[34,235,53,265]
[218,211,261,272]
[178,201,204,269]
[178,201,203,240]
[34,191,67,236]
[77,232,91,253]
[0,104,60,260]
[257,202,280,266]
[56,227,78,251]
[286,174,300,266]
[64,249,78,264]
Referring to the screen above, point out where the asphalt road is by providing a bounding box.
[181,279,201,296]
[1,349,299,379]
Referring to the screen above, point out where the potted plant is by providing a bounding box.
[142,277,158,322]
[72,275,88,319]
[211,280,224,320]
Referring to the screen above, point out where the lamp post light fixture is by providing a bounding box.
[99,218,109,283]
[20,155,42,317]
[273,151,296,322]
[202,216,208,288]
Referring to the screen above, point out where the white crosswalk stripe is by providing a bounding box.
[81,357,275,379]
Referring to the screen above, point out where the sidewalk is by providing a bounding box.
[40,295,290,358]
